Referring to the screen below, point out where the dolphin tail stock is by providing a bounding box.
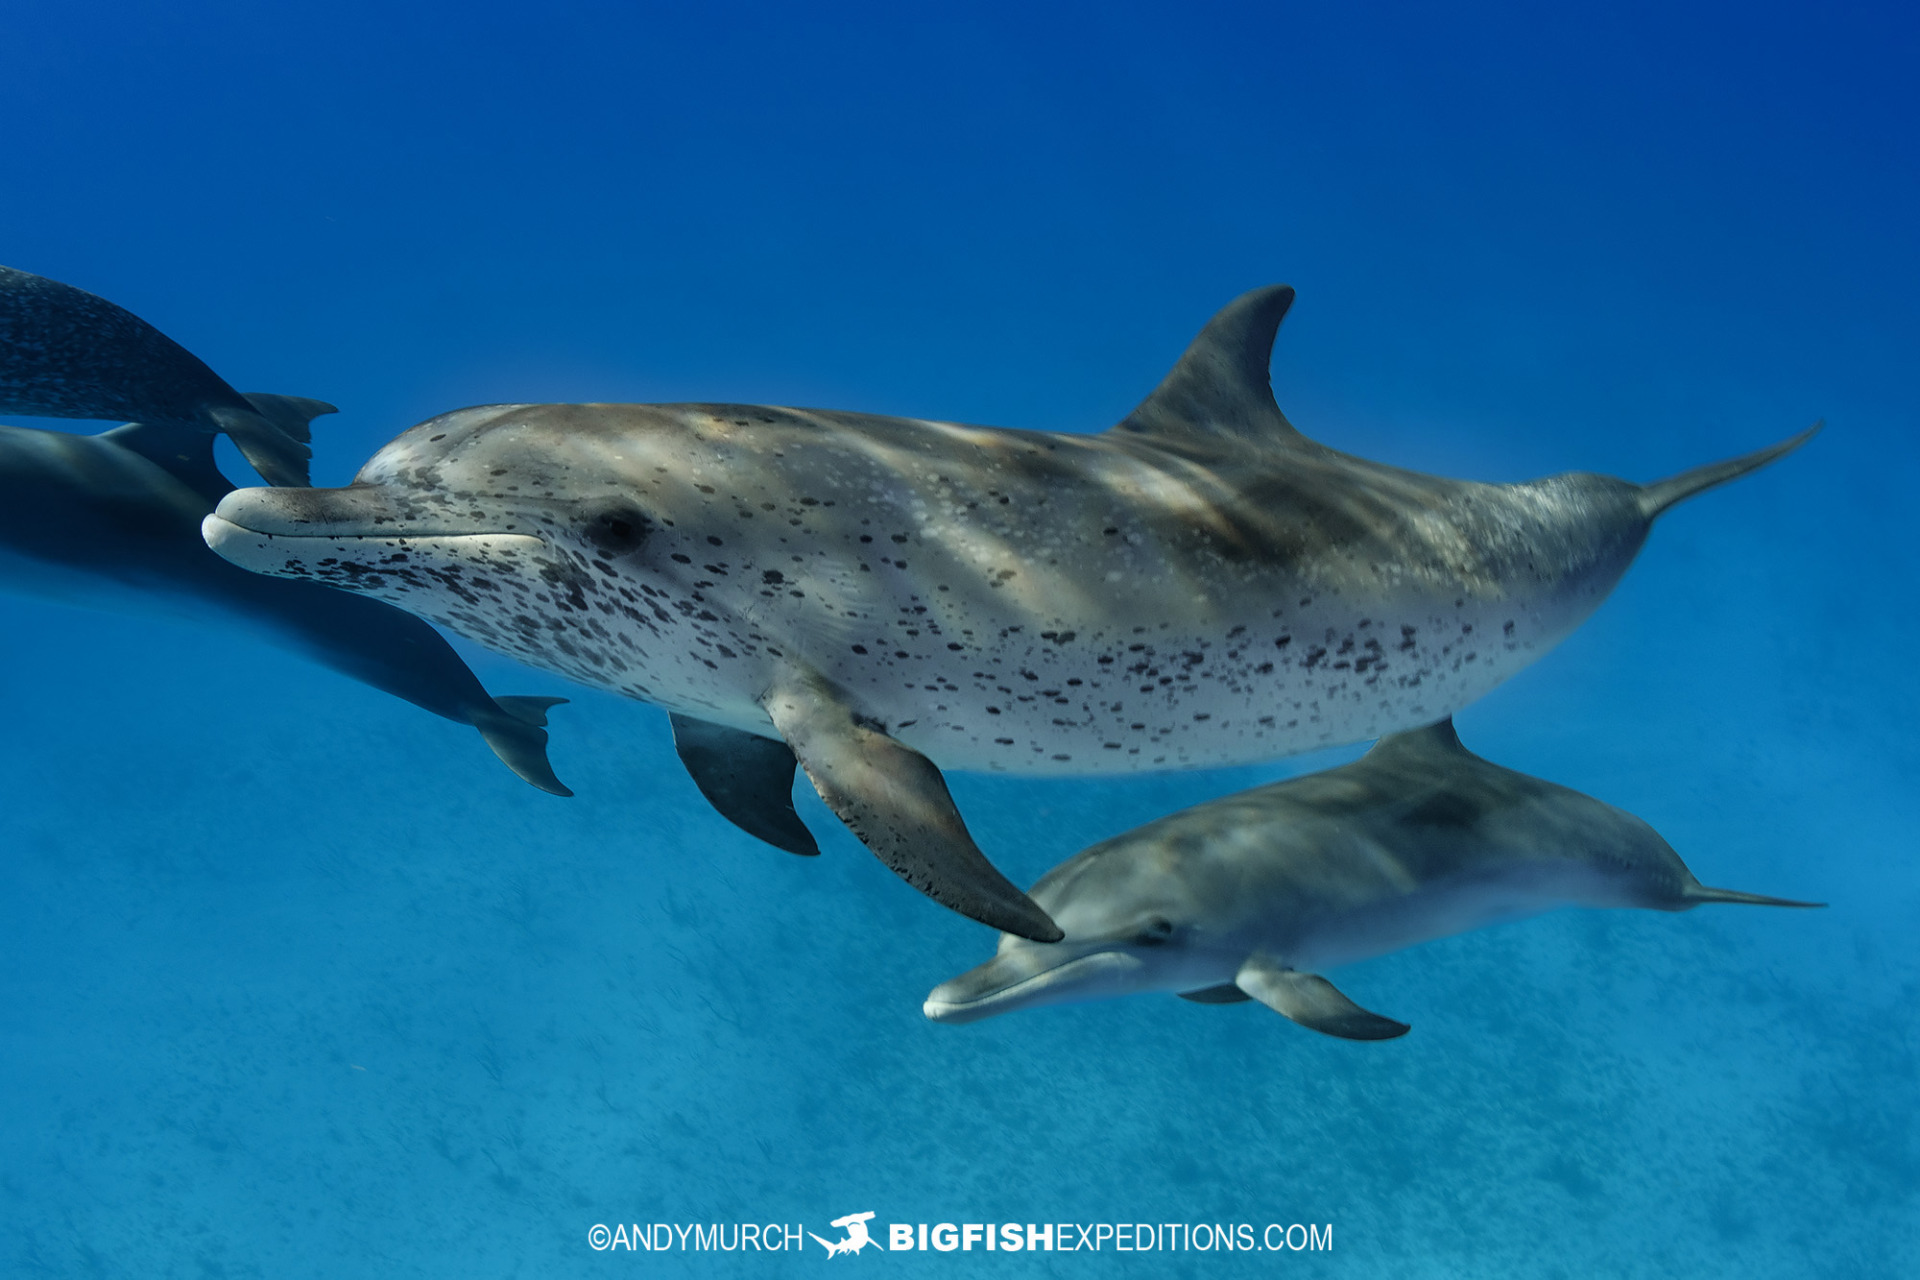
[1636,421,1822,519]
[1682,884,1826,909]
[472,696,574,797]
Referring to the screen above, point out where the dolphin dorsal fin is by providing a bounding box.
[1367,717,1473,762]
[1111,285,1304,449]
[99,420,231,504]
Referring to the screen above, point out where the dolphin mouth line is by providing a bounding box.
[923,950,1139,1023]
[203,513,536,543]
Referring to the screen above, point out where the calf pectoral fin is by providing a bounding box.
[763,679,1062,942]
[669,713,820,857]
[1234,957,1409,1040]
[1178,984,1253,1004]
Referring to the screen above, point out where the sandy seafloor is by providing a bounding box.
[1,3,1916,1277]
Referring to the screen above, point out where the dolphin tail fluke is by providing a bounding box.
[205,403,316,488]
[0,264,315,487]
[1684,884,1825,909]
[474,696,574,796]
[1636,422,1822,519]
[239,392,338,444]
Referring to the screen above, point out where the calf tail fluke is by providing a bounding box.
[0,264,315,486]
[239,392,337,445]
[473,696,573,796]
[1637,422,1822,519]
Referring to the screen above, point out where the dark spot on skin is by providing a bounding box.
[762,570,784,585]
[851,645,868,654]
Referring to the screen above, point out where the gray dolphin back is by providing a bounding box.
[0,265,311,486]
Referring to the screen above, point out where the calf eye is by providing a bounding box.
[1135,917,1174,947]
[585,506,652,553]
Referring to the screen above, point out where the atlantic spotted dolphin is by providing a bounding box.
[924,719,1821,1036]
[0,265,570,793]
[202,285,1816,938]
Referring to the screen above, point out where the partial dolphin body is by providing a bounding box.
[0,265,570,793]
[924,719,1820,1037]
[202,285,1814,938]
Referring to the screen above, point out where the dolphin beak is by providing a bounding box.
[203,485,546,580]
[209,483,424,538]
[923,948,1145,1024]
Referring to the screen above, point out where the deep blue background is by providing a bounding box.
[2,2,1914,1276]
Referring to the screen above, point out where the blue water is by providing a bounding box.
[3,2,1915,1275]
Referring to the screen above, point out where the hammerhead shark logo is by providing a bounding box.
[809,1211,879,1258]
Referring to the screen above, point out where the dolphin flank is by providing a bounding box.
[924,718,1821,1036]
[200,284,1817,938]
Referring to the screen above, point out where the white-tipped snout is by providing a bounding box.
[923,948,1148,1024]
[203,511,545,580]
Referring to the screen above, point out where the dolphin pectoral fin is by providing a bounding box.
[1683,884,1825,909]
[669,713,820,857]
[1178,983,1254,1004]
[763,679,1062,942]
[1234,957,1410,1041]
[472,695,574,797]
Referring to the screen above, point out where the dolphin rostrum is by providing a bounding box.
[924,718,1821,1036]
[201,284,1816,937]
[0,265,571,793]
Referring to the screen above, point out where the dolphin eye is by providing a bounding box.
[1135,917,1175,947]
[585,506,652,553]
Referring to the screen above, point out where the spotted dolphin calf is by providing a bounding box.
[924,719,1821,1036]
[0,265,570,793]
[202,284,1815,938]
